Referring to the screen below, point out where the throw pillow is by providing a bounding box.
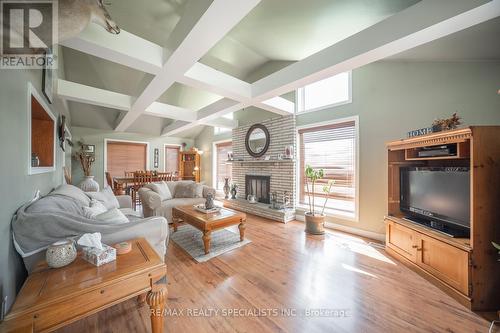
[174,182,197,198]
[145,181,172,201]
[83,200,108,219]
[86,187,120,210]
[195,183,204,198]
[95,208,129,224]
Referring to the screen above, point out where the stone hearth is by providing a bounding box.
[227,115,296,223]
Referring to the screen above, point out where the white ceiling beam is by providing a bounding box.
[56,79,234,127]
[178,62,252,101]
[199,117,238,129]
[144,102,197,121]
[251,0,499,101]
[61,24,163,75]
[56,79,132,111]
[162,98,244,136]
[115,0,261,132]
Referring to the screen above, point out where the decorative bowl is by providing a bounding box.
[46,239,77,268]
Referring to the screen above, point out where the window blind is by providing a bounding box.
[165,146,180,173]
[106,141,147,179]
[216,142,232,190]
[299,120,356,215]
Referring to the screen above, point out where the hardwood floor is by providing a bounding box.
[58,215,492,333]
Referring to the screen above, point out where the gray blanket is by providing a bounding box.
[12,193,169,272]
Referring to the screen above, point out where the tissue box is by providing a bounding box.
[82,244,116,266]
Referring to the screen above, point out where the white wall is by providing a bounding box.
[295,61,500,236]
[0,65,70,311]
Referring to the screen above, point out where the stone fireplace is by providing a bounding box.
[245,175,271,204]
[223,115,297,223]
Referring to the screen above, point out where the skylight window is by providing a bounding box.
[297,72,351,113]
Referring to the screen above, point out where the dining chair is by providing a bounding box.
[104,172,115,193]
[105,172,113,188]
[131,171,153,210]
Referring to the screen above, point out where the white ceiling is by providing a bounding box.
[60,0,500,137]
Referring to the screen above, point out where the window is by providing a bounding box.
[299,119,357,219]
[214,113,234,135]
[165,145,180,173]
[106,141,147,179]
[297,72,351,113]
[214,141,232,190]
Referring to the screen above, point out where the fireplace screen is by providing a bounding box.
[245,175,271,204]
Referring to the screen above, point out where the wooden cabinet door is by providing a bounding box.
[415,234,469,295]
[386,221,417,262]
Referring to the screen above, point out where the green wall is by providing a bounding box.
[70,127,195,188]
[197,61,500,236]
[0,64,69,312]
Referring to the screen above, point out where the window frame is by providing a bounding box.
[296,115,360,222]
[212,139,232,191]
[296,71,352,115]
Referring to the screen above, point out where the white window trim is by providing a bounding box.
[163,143,182,173]
[295,71,352,115]
[296,115,360,222]
[212,138,232,191]
[28,82,57,176]
[103,138,150,184]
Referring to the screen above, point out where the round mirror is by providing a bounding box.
[245,124,270,157]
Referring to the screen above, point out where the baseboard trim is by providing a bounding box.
[295,215,385,242]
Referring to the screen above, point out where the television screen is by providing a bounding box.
[400,167,470,228]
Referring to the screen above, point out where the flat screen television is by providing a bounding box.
[400,167,470,237]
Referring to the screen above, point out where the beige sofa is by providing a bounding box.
[139,180,215,222]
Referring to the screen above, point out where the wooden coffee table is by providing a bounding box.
[172,205,246,254]
[1,238,167,333]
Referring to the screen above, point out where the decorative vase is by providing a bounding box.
[79,176,100,192]
[223,178,230,199]
[231,187,237,199]
[46,239,77,268]
[305,213,325,235]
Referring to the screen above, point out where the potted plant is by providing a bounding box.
[304,165,334,235]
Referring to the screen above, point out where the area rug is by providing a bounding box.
[170,224,251,262]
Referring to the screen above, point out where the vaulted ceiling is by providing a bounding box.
[60,0,500,137]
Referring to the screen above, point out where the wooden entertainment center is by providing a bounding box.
[385,126,500,311]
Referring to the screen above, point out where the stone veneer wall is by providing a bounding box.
[231,115,297,209]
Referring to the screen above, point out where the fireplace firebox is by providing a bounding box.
[245,175,271,204]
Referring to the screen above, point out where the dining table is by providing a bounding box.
[112,174,179,195]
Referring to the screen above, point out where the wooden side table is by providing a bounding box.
[1,238,167,333]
